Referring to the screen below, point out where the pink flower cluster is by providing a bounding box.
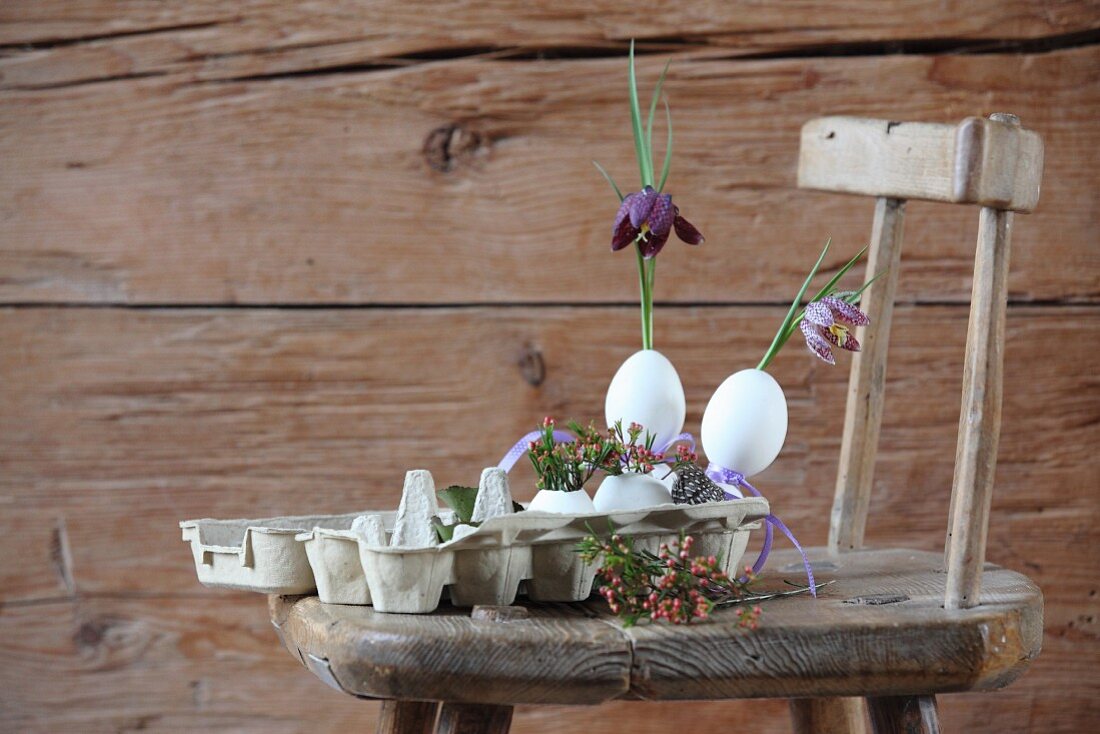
[592,534,762,627]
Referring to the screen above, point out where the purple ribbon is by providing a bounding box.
[497,430,814,595]
[706,463,817,597]
[497,430,576,472]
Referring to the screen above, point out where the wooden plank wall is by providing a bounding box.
[2,3,1098,731]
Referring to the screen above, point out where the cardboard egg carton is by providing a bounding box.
[180,508,450,595]
[181,468,768,614]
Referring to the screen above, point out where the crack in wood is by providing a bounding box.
[3,28,1095,91]
[49,517,76,595]
[732,27,1100,61]
[0,20,228,51]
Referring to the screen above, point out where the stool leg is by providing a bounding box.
[790,697,868,733]
[435,703,514,734]
[377,700,439,734]
[866,695,940,734]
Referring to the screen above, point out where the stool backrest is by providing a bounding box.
[797,114,1044,609]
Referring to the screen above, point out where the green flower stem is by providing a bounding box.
[635,242,653,350]
[646,256,656,347]
[758,265,884,370]
[757,240,831,370]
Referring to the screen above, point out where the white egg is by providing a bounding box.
[592,472,673,512]
[700,368,788,477]
[604,349,686,449]
[526,489,596,514]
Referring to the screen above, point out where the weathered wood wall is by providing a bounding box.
[2,3,1098,731]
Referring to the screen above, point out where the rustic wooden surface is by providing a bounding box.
[797,116,1044,211]
[1,3,1098,732]
[791,697,869,734]
[830,197,906,553]
[867,696,941,734]
[272,548,1043,703]
[378,700,440,734]
[945,206,1014,609]
[436,704,515,734]
[275,594,632,705]
[1,49,1098,306]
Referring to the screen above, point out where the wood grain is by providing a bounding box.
[622,548,1042,700]
[1,1,1096,87]
[945,206,1013,609]
[377,700,439,734]
[273,548,1042,702]
[436,703,514,734]
[791,697,869,734]
[277,596,631,705]
[1,48,1097,305]
[2,8,1098,728]
[798,116,1044,212]
[1,305,1095,602]
[867,695,941,734]
[831,197,905,552]
[2,593,1094,732]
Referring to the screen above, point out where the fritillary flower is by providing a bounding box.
[800,295,870,365]
[611,186,704,258]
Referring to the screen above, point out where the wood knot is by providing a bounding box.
[472,605,530,622]
[423,123,484,172]
[74,618,110,648]
[517,346,545,387]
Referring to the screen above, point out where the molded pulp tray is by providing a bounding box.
[180,510,447,595]
[181,499,768,613]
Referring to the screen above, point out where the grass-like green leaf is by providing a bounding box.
[807,244,868,304]
[628,40,652,187]
[657,99,673,192]
[646,59,671,169]
[592,160,625,201]
[843,269,888,303]
[757,239,831,370]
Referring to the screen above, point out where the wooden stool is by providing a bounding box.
[270,113,1045,734]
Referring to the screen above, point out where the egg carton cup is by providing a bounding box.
[181,468,768,614]
[335,505,766,613]
[179,509,455,595]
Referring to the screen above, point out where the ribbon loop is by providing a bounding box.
[707,463,817,597]
[497,430,575,472]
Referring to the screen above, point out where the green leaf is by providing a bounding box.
[628,40,652,187]
[757,239,831,370]
[780,256,885,345]
[646,60,671,170]
[844,268,888,302]
[438,485,478,524]
[592,160,625,201]
[432,517,456,543]
[807,244,868,304]
[656,99,673,192]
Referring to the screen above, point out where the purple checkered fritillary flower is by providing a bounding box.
[800,295,870,365]
[611,185,704,258]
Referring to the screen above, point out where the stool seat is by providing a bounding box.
[268,547,1042,706]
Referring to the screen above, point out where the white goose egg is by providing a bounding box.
[701,368,787,477]
[604,349,686,449]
